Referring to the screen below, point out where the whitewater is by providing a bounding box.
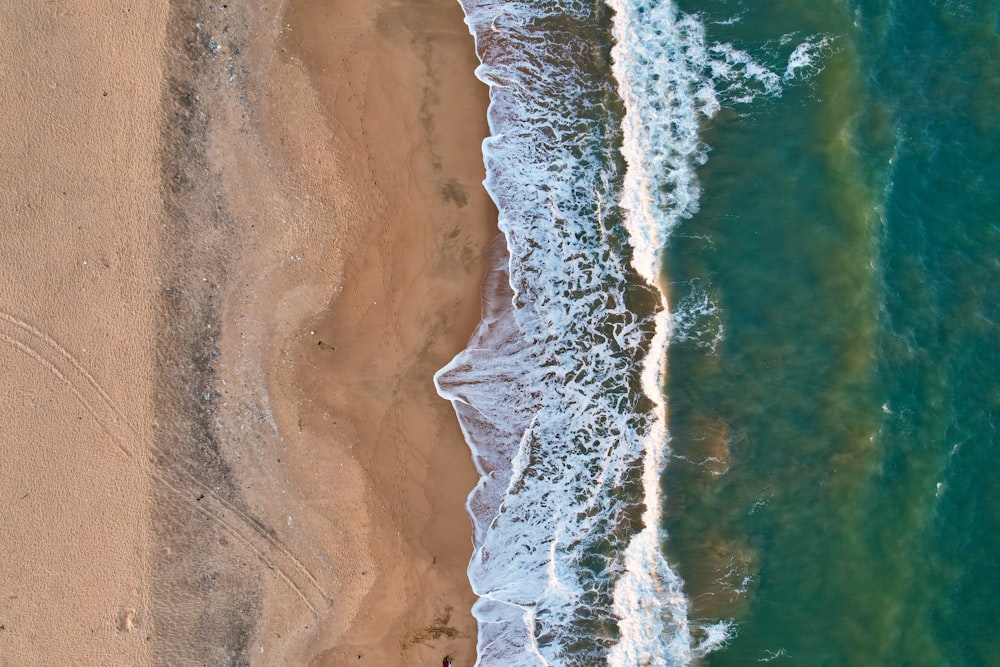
[435,0,827,663]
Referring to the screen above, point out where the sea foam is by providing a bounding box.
[437,0,822,663]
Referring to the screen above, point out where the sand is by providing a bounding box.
[0,2,165,664]
[0,0,492,664]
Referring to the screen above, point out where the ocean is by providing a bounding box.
[435,0,1000,664]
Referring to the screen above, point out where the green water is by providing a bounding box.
[662,0,1000,663]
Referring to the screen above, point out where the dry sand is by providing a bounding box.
[0,0,492,664]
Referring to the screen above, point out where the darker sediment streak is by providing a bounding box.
[151,2,259,663]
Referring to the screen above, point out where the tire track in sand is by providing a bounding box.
[0,309,330,616]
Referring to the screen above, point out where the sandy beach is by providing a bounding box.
[0,0,492,664]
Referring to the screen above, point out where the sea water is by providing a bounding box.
[436,0,1000,664]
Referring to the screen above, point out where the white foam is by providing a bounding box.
[671,286,724,352]
[605,0,815,662]
[783,37,834,81]
[606,0,722,662]
[437,0,826,663]
[438,3,659,662]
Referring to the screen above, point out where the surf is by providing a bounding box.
[436,0,828,663]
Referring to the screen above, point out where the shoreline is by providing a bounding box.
[254,0,495,661]
[157,0,493,662]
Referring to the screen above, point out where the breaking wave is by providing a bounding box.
[436,1,826,663]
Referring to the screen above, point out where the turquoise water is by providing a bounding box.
[665,0,1000,663]
[439,0,999,663]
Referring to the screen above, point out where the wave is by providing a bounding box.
[605,1,736,662]
[436,0,825,663]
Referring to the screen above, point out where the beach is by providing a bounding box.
[0,0,492,664]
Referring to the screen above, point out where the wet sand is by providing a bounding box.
[0,0,491,664]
